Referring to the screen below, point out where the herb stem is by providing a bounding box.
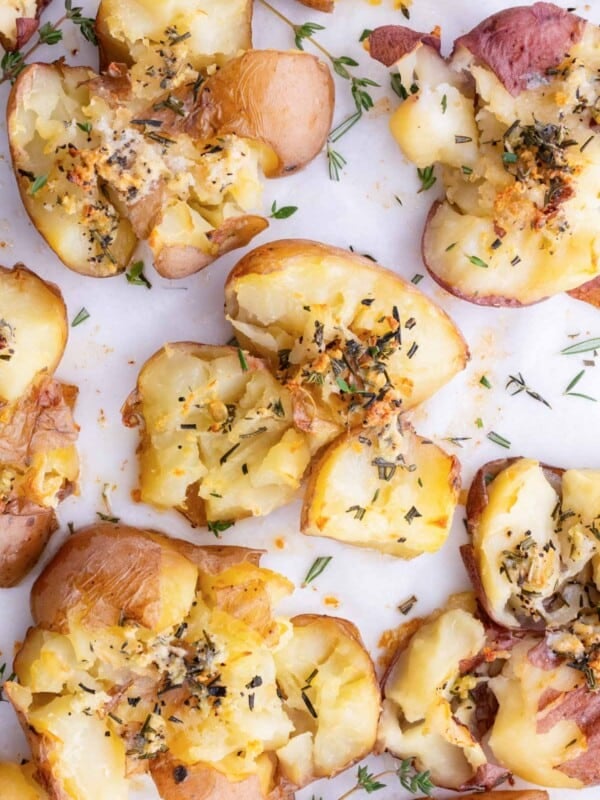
[0,14,67,84]
[256,0,335,63]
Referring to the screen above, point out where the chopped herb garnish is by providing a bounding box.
[461,165,473,174]
[71,308,90,327]
[303,556,332,586]
[468,255,488,268]
[404,506,422,524]
[441,94,447,113]
[96,512,120,523]
[502,151,518,163]
[411,273,423,284]
[561,338,600,355]
[220,443,240,464]
[359,29,373,42]
[480,375,492,389]
[126,261,152,289]
[487,431,511,449]
[30,174,48,195]
[238,348,249,372]
[346,505,366,520]
[506,372,551,407]
[78,682,96,694]
[454,135,473,143]
[417,165,436,192]
[76,121,92,134]
[300,690,318,718]
[563,369,597,401]
[270,201,298,219]
[398,595,417,615]
[207,520,234,537]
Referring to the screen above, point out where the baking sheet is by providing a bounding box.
[1,0,600,797]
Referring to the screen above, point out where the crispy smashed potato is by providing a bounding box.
[370,5,600,306]
[301,416,460,558]
[380,594,600,789]
[96,0,252,71]
[0,266,78,587]
[122,343,319,525]
[378,599,509,791]
[126,242,466,551]
[8,52,333,278]
[225,240,468,437]
[5,523,380,799]
[465,458,600,630]
[0,0,51,51]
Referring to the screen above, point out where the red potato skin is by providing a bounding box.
[294,0,334,11]
[0,1,52,51]
[30,522,263,632]
[368,25,441,68]
[377,603,510,792]
[453,3,586,96]
[0,503,58,588]
[150,753,294,800]
[568,275,600,309]
[463,458,564,631]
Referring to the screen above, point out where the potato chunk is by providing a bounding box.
[372,8,600,306]
[123,344,318,525]
[302,417,460,558]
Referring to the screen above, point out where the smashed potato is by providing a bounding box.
[0,266,78,587]
[370,5,600,306]
[122,343,319,526]
[5,523,380,799]
[465,458,600,630]
[225,240,468,437]
[96,0,252,71]
[301,416,460,558]
[378,599,509,791]
[8,52,333,278]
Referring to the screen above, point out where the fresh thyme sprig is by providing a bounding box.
[1,0,98,85]
[506,372,551,407]
[293,21,326,49]
[337,760,434,799]
[65,0,97,44]
[256,0,379,181]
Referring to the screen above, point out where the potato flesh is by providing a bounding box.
[227,249,467,424]
[474,460,600,627]
[9,66,137,277]
[391,27,600,304]
[302,420,458,558]
[489,639,584,788]
[9,63,266,277]
[9,536,379,796]
[135,346,314,520]
[0,763,48,800]
[98,0,251,67]
[274,617,380,786]
[0,268,66,404]
[379,608,488,788]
